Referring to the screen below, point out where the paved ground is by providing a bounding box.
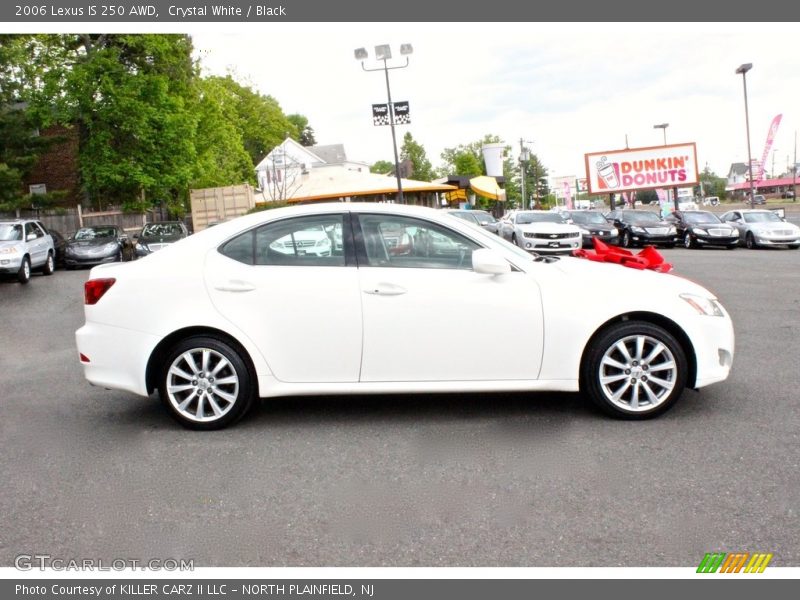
[1,246,798,567]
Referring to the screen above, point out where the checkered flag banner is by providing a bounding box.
[372,104,390,126]
[393,101,410,124]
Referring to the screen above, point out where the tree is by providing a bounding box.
[287,113,316,147]
[15,34,199,212]
[370,160,394,175]
[400,132,434,182]
[699,166,727,199]
[191,76,254,190]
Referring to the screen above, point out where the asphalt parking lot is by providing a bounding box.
[1,246,799,568]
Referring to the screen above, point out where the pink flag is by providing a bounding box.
[562,181,573,209]
[757,114,782,182]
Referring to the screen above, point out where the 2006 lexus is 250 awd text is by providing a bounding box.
[76,203,734,429]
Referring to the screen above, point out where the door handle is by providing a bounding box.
[363,283,407,296]
[214,280,256,293]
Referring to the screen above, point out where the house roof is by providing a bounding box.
[728,162,749,176]
[309,144,347,165]
[258,170,456,204]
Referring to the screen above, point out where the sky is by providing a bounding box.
[7,21,799,182]
[187,23,800,182]
[187,22,800,182]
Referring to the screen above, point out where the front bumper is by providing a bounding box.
[753,234,800,246]
[520,235,582,253]
[65,253,119,267]
[630,233,679,246]
[0,255,23,273]
[692,233,740,246]
[581,232,619,248]
[688,310,735,389]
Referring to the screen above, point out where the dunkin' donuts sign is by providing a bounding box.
[584,143,698,194]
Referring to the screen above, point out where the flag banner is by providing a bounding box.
[393,101,411,124]
[562,181,573,209]
[757,114,782,182]
[372,103,390,126]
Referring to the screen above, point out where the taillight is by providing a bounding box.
[84,278,116,305]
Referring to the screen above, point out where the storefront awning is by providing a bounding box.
[470,176,506,201]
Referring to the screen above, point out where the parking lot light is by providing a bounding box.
[735,63,756,209]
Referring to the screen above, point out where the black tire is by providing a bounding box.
[684,234,695,249]
[511,233,518,247]
[745,232,757,249]
[42,252,55,275]
[581,321,688,419]
[158,335,256,430]
[621,231,633,248]
[17,256,31,284]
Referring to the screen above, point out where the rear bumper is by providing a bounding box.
[75,322,159,397]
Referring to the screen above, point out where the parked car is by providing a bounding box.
[0,219,56,283]
[668,210,739,249]
[76,203,734,429]
[561,210,619,247]
[65,225,127,268]
[606,209,679,248]
[49,228,67,267]
[498,210,582,253]
[750,194,767,205]
[702,196,720,206]
[134,221,189,258]
[719,209,800,249]
[446,209,500,234]
[781,189,795,199]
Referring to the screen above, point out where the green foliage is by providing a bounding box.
[370,160,394,175]
[700,166,727,200]
[287,113,316,147]
[400,132,434,182]
[248,200,291,213]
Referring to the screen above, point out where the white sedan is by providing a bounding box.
[498,210,582,253]
[76,203,734,429]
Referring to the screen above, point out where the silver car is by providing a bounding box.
[0,219,56,283]
[720,209,800,249]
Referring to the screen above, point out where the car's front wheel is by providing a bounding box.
[581,321,688,419]
[684,234,695,249]
[621,231,633,248]
[745,232,758,249]
[159,336,255,430]
[17,256,31,284]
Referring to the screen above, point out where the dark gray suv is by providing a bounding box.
[0,219,56,283]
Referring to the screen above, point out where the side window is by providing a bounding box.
[255,215,345,267]
[358,214,480,270]
[25,223,44,239]
[220,230,254,265]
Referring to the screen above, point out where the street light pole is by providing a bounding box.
[736,63,755,209]
[519,139,531,211]
[653,122,676,208]
[356,44,413,203]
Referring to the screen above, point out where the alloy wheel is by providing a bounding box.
[166,348,240,423]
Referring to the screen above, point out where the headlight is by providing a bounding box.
[680,293,724,317]
[754,228,768,236]
[579,227,591,234]
[315,237,331,247]
[668,226,677,234]
[104,242,119,251]
[0,246,18,255]
[612,228,619,236]
[631,226,645,233]
[694,228,707,235]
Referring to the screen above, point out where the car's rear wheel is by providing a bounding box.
[159,336,255,430]
[745,232,758,249]
[581,321,688,419]
[42,252,55,275]
[17,256,31,284]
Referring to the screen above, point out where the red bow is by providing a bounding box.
[572,238,673,273]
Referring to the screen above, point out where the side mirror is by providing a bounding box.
[26,233,37,241]
[472,248,511,275]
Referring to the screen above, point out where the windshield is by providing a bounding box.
[0,224,23,242]
[74,227,117,240]
[472,212,496,224]
[743,212,782,223]
[683,212,721,224]
[516,212,565,225]
[568,212,607,225]
[623,211,662,225]
[142,223,185,237]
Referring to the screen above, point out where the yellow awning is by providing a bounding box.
[470,176,506,201]
[445,189,467,203]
